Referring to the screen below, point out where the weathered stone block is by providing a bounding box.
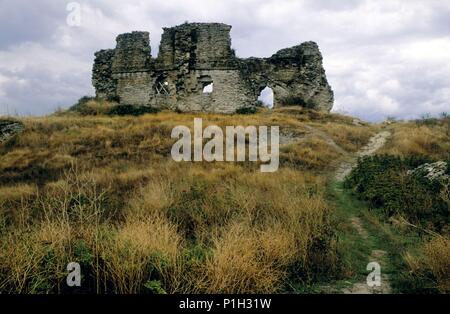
[92,49,117,99]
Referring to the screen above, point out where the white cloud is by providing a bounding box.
[400,38,450,62]
[0,42,92,115]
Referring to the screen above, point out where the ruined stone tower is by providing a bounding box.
[92,22,333,113]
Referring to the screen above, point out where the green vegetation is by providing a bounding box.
[68,96,159,116]
[279,96,316,108]
[345,155,449,231]
[342,115,450,293]
[235,106,257,114]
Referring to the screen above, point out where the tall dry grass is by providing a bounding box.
[310,122,378,152]
[280,136,342,170]
[101,213,182,294]
[201,222,294,293]
[379,122,450,160]
[0,108,371,293]
[0,161,336,293]
[423,236,450,292]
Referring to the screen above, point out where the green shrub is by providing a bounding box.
[144,280,167,294]
[279,96,316,108]
[415,113,440,127]
[74,240,94,266]
[69,96,96,112]
[235,106,257,114]
[107,105,159,116]
[344,155,449,230]
[69,97,159,116]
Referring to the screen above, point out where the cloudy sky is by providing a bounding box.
[0,0,449,121]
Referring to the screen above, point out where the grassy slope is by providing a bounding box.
[0,106,448,293]
[0,107,377,294]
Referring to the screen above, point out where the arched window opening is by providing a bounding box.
[199,75,213,94]
[257,86,274,108]
[203,82,214,94]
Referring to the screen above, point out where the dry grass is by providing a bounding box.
[311,121,379,152]
[423,236,450,292]
[0,107,381,293]
[2,108,447,294]
[0,160,335,293]
[379,121,450,160]
[401,235,450,294]
[280,136,342,170]
[101,214,182,294]
[202,222,294,293]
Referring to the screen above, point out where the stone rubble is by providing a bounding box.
[408,161,449,183]
[0,119,24,144]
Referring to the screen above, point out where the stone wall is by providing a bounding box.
[175,69,255,113]
[92,22,334,113]
[238,42,334,111]
[158,23,235,70]
[112,31,152,73]
[115,72,153,106]
[92,49,117,99]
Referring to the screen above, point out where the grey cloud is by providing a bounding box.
[0,64,92,116]
[303,0,362,11]
[0,0,65,49]
[0,0,449,121]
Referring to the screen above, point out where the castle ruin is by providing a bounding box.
[92,22,334,113]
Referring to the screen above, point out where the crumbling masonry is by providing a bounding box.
[92,23,334,113]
